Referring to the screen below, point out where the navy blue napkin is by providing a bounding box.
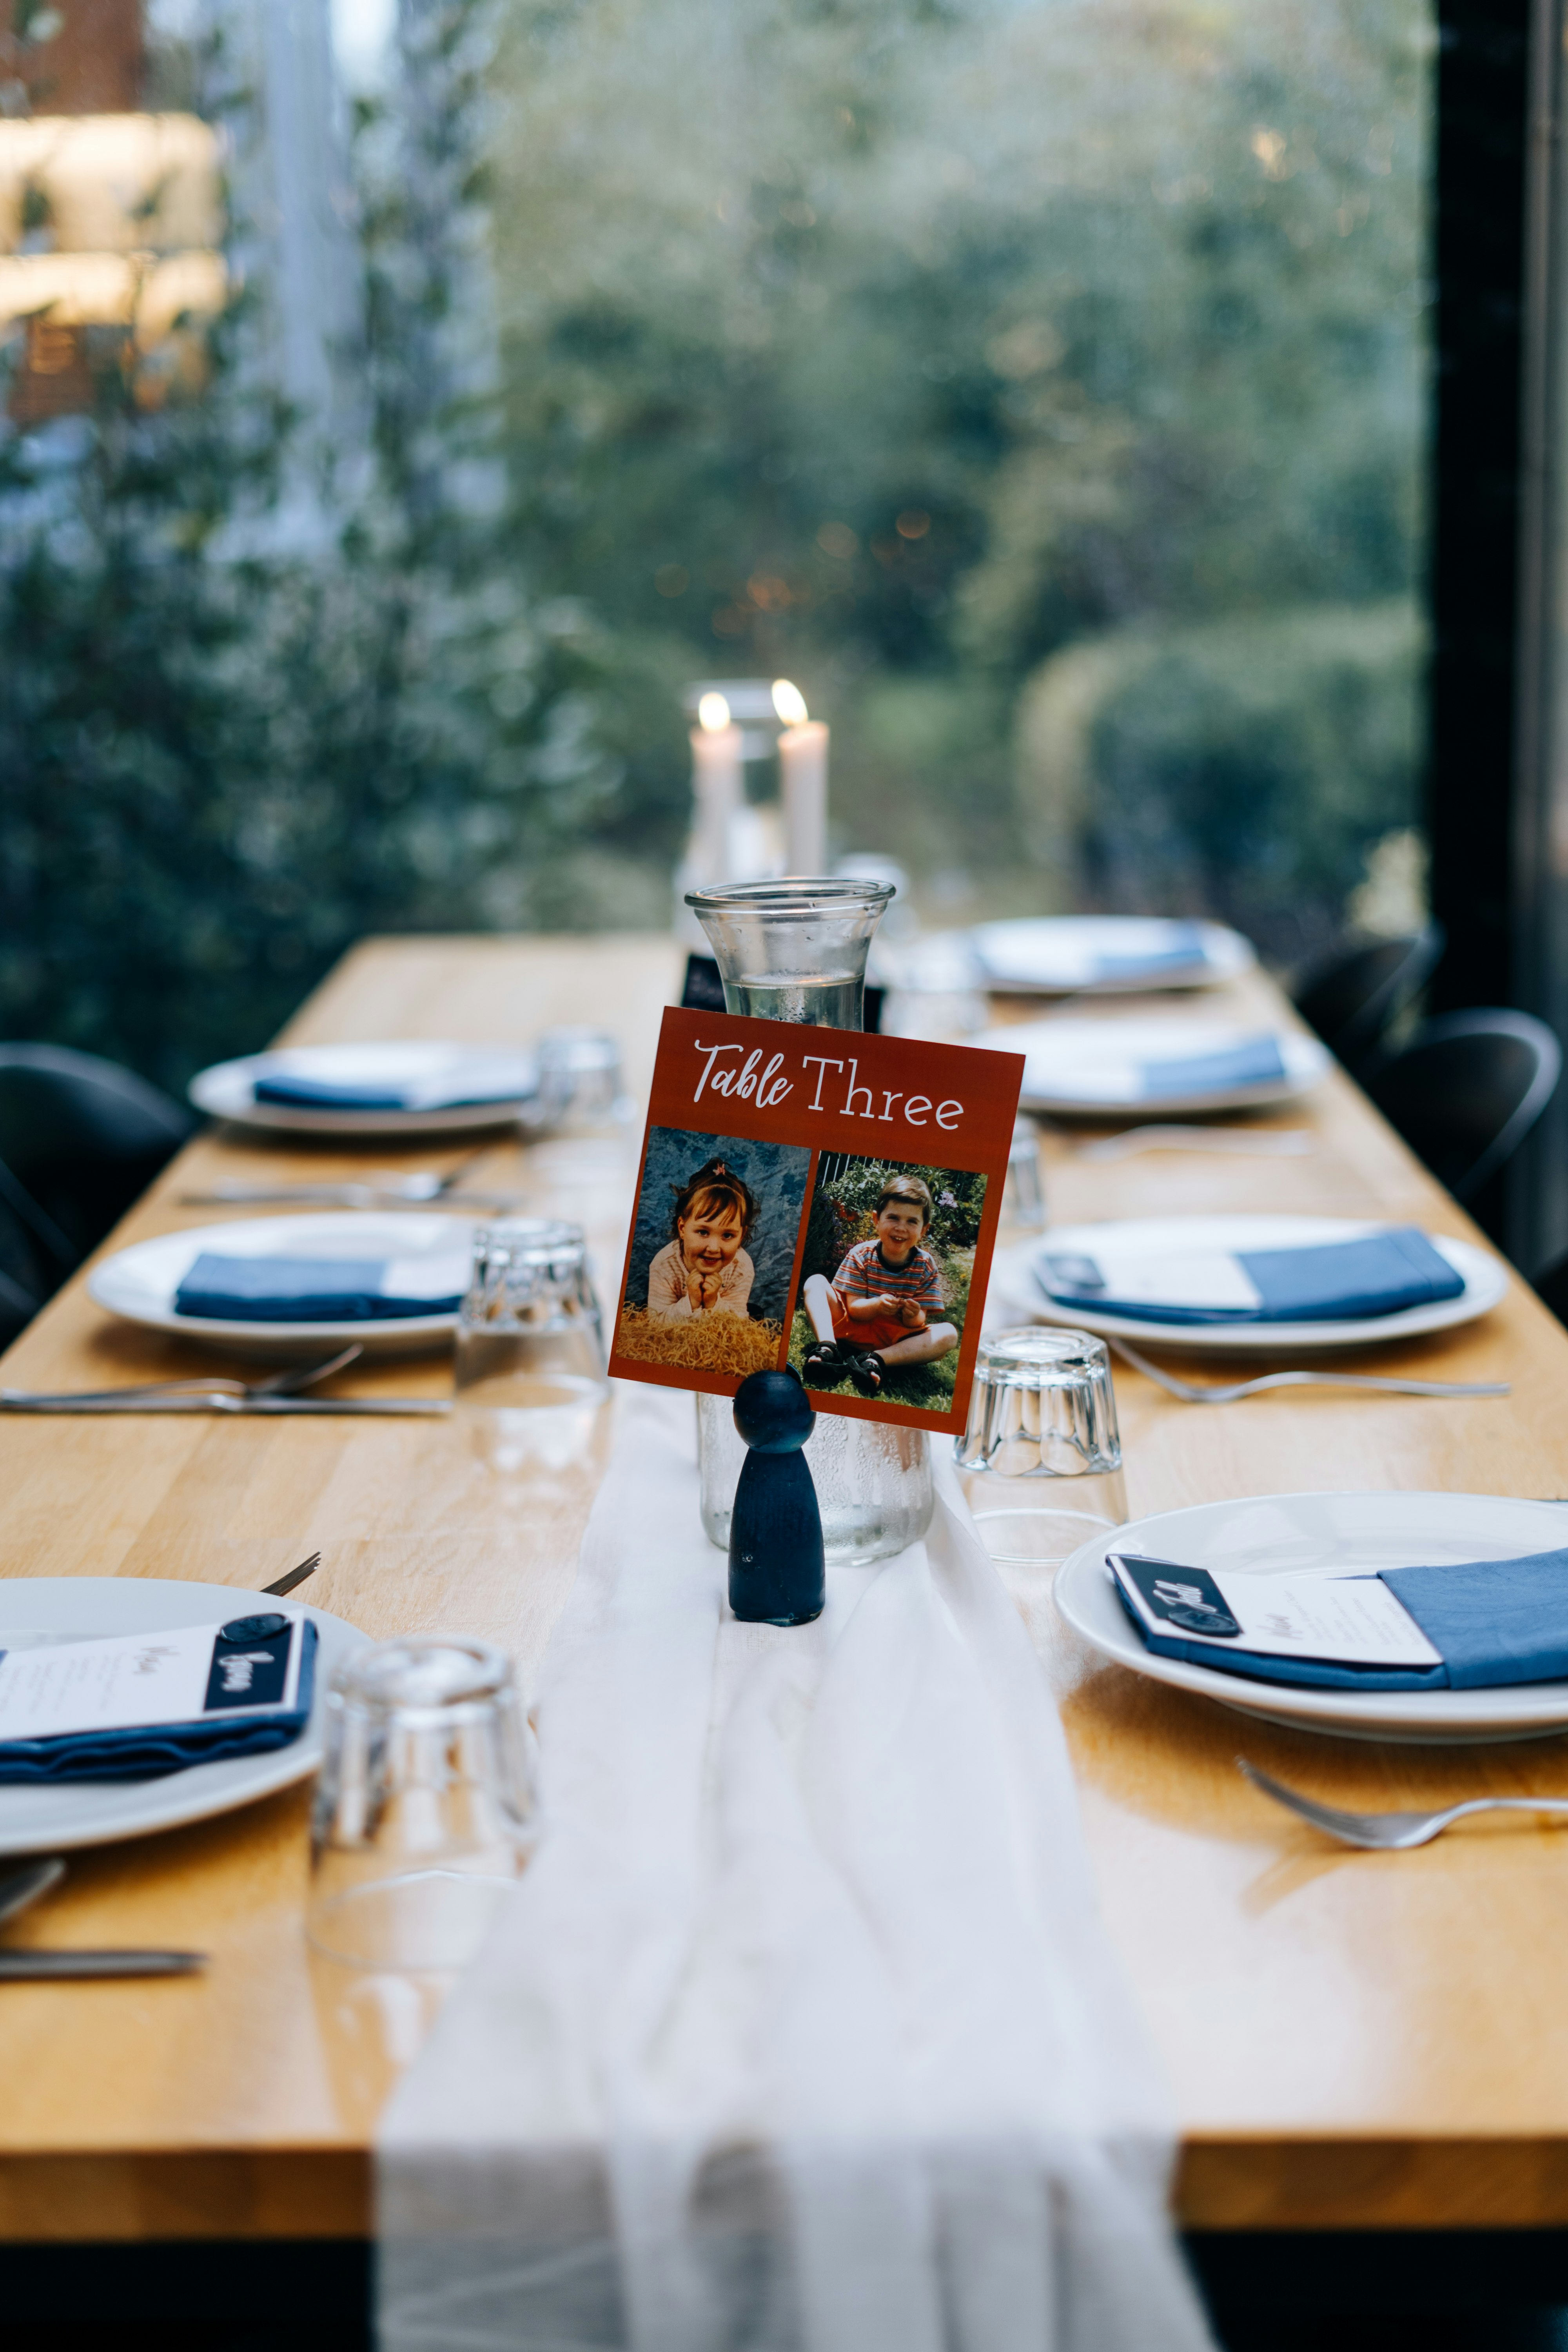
[1089,926,1210,982]
[0,1621,318,1782]
[1137,1035,1286,1097]
[1038,1225,1465,1325]
[253,1068,529,1111]
[175,1253,465,1322]
[1112,1550,1568,1693]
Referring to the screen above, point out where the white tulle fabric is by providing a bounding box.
[377,1387,1214,2352]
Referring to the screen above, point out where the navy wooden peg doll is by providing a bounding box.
[728,1368,825,1626]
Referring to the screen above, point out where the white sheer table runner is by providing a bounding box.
[377,1387,1214,2352]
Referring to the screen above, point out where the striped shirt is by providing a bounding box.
[832,1237,944,1310]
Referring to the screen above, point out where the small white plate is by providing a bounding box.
[991,1215,1508,1353]
[88,1212,473,1359]
[189,1042,544,1138]
[977,1017,1328,1114]
[0,1578,367,1851]
[1055,1493,1568,1742]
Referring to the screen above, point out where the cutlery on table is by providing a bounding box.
[0,1858,65,1928]
[0,1395,452,1416]
[1103,1333,1509,1404]
[262,1552,320,1597]
[179,1149,518,1209]
[0,1949,207,1979]
[1239,1758,1568,1851]
[182,1184,530,1209]
[1077,1126,1316,1162]
[0,1862,205,1975]
[0,1344,364,1410]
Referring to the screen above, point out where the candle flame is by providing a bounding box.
[771,678,809,727]
[697,692,732,732]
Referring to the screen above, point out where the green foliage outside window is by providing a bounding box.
[0,0,1434,1096]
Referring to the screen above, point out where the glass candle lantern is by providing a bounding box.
[685,876,934,1568]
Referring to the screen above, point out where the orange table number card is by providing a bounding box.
[609,1007,1026,1436]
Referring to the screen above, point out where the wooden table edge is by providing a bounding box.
[14,2136,1568,2239]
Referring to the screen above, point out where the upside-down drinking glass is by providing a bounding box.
[455,1220,605,1406]
[955,1325,1127,1567]
[686,876,935,1567]
[308,1637,535,1971]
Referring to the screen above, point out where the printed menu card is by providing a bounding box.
[609,1007,1025,1436]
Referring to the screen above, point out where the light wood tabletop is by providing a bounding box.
[2,932,1567,2244]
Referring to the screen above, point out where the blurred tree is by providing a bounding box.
[0,0,685,1090]
[489,0,1430,951]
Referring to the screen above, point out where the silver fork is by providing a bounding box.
[0,1343,363,1409]
[1102,1332,1510,1403]
[1238,1758,1568,1850]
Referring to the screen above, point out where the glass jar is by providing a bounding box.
[697,1394,933,1566]
[686,875,935,1567]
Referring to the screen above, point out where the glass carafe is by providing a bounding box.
[685,877,935,1566]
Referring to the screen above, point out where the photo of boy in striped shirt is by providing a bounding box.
[801,1174,959,1400]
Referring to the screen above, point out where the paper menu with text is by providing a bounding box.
[608,1007,1026,1436]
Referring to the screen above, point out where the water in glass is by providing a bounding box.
[686,876,935,1567]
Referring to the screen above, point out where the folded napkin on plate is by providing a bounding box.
[175,1252,467,1322]
[1136,1034,1286,1096]
[253,1061,534,1112]
[976,920,1209,987]
[377,1387,1213,2352]
[0,1621,317,1781]
[1038,1223,1464,1324]
[1115,1550,1568,1693]
[1087,942,1210,983]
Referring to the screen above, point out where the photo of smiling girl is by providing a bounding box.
[612,1127,813,1383]
[645,1157,758,1320]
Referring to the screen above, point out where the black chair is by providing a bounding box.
[0,1192,43,1350]
[0,1045,195,1319]
[1292,924,1445,1070]
[1359,1010,1562,1203]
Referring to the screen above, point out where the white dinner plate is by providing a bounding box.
[88,1212,473,1358]
[1055,1493,1568,1742]
[189,1042,546,1137]
[0,1578,367,1851]
[969,917,1254,994]
[990,1215,1508,1352]
[976,1017,1329,1114]
[879,918,1254,998]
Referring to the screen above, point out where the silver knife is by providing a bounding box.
[0,1949,207,1978]
[0,1396,452,1416]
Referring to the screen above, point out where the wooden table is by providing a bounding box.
[5,935,1568,2324]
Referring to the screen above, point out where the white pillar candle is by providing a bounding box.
[777,717,828,875]
[688,698,744,885]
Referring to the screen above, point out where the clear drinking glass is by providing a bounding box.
[955,1326,1127,1567]
[308,1637,535,1970]
[685,874,894,1029]
[455,1220,605,1406]
[686,875,935,1568]
[536,1025,625,1126]
[1002,1118,1047,1233]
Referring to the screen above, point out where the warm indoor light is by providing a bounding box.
[0,248,226,334]
[771,679,808,726]
[697,692,732,731]
[0,115,221,254]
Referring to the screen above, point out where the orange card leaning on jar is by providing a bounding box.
[608,1006,1025,1437]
